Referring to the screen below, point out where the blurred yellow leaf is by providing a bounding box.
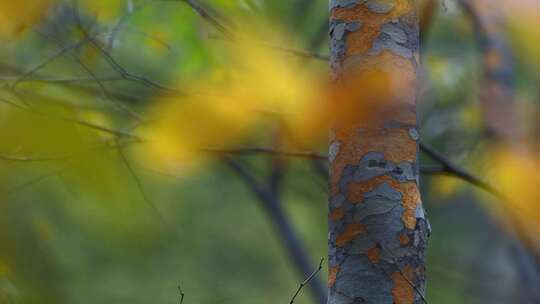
[500,1,540,68]
[80,0,124,22]
[431,175,463,200]
[0,0,51,38]
[460,104,482,130]
[0,260,11,275]
[144,27,327,169]
[485,145,540,242]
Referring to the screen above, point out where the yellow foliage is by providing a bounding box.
[0,93,166,233]
[460,104,482,130]
[80,0,124,21]
[144,29,327,168]
[0,260,11,275]
[486,145,540,238]
[0,0,51,37]
[431,175,463,200]
[500,1,540,68]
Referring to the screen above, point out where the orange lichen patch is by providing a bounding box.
[330,124,417,197]
[345,26,382,55]
[328,56,418,197]
[346,126,417,165]
[328,266,340,287]
[331,0,414,58]
[347,175,393,203]
[391,266,415,304]
[329,127,364,196]
[331,208,346,221]
[331,0,413,24]
[335,223,367,247]
[399,233,410,245]
[367,247,381,263]
[394,182,421,229]
[348,177,420,229]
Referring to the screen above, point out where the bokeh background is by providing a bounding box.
[1,0,540,303]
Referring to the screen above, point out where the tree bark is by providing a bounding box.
[327,1,429,303]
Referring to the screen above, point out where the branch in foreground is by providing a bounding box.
[204,144,504,200]
[177,285,185,304]
[378,243,429,304]
[288,257,324,304]
[418,142,507,200]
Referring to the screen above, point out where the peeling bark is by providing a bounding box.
[328,1,429,303]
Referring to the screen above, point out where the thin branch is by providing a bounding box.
[201,147,326,160]
[107,0,153,51]
[418,142,507,200]
[11,38,90,88]
[5,170,64,197]
[262,43,329,62]
[209,35,329,62]
[87,37,186,94]
[288,258,324,304]
[203,143,508,201]
[378,243,429,304]
[223,157,327,304]
[0,75,126,84]
[117,145,170,227]
[0,153,68,162]
[170,0,329,61]
[177,285,185,304]
[0,96,142,140]
[72,50,145,121]
[165,0,232,37]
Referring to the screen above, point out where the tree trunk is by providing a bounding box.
[327,1,429,303]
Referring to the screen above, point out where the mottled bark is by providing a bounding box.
[327,1,429,304]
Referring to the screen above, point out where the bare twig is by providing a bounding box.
[378,243,429,304]
[87,37,186,94]
[5,170,64,197]
[223,157,327,304]
[288,258,324,304]
[107,0,153,51]
[177,285,185,304]
[0,96,142,140]
[117,145,170,227]
[262,44,329,61]
[201,145,505,200]
[0,153,68,162]
[164,0,232,37]
[170,0,329,61]
[72,51,145,121]
[201,147,326,160]
[11,38,90,88]
[0,75,125,83]
[419,142,507,200]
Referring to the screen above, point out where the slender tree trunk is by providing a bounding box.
[459,1,540,301]
[459,0,520,140]
[327,1,429,303]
